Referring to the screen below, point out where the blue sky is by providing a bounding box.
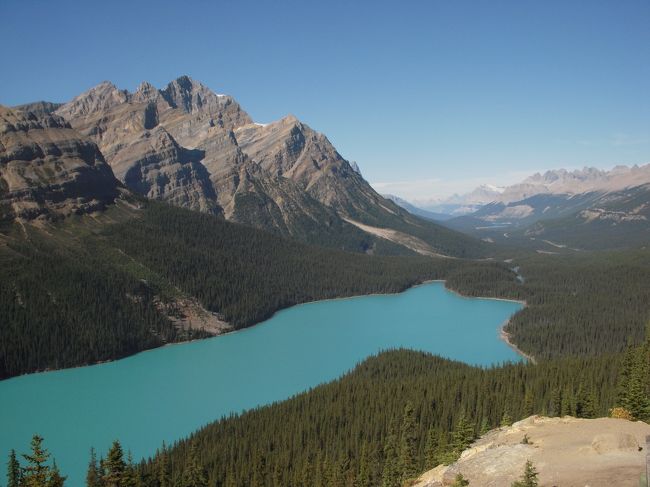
[1,0,648,200]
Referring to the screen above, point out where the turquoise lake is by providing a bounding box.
[0,282,523,486]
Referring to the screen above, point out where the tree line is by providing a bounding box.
[8,338,647,487]
[0,202,516,379]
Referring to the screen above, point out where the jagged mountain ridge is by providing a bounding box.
[443,184,650,250]
[415,165,650,217]
[20,75,483,257]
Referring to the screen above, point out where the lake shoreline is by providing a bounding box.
[2,279,530,381]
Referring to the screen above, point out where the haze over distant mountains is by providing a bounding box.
[386,165,650,251]
[410,165,650,217]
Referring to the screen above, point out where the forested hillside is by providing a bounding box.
[0,201,511,379]
[110,247,648,486]
[132,348,631,487]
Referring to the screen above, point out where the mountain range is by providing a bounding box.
[388,165,650,251]
[7,76,482,258]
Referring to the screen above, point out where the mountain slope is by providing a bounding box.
[0,106,119,223]
[1,106,480,378]
[383,194,453,221]
[446,184,650,251]
[49,76,484,257]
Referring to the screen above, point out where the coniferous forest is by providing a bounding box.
[2,202,650,487]
[0,202,506,379]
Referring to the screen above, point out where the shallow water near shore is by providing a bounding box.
[0,282,522,485]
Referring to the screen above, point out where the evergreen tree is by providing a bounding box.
[181,443,206,487]
[156,445,171,487]
[123,452,140,487]
[102,441,126,487]
[250,453,266,487]
[500,409,512,427]
[297,456,312,487]
[7,449,21,487]
[616,346,636,407]
[576,386,596,418]
[522,391,534,417]
[625,347,650,421]
[479,417,490,436]
[560,387,573,416]
[398,402,418,481]
[48,461,66,487]
[549,388,561,417]
[380,428,399,487]
[511,459,538,487]
[451,473,470,486]
[86,448,101,487]
[450,413,475,457]
[424,427,439,469]
[355,444,371,487]
[21,435,51,487]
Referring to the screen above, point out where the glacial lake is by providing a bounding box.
[0,282,523,486]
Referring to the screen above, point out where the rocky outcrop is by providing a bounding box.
[0,106,120,222]
[414,415,650,487]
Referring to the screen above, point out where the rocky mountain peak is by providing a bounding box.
[132,81,159,103]
[162,76,221,112]
[56,81,129,119]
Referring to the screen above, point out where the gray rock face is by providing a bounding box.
[51,76,474,255]
[0,106,119,222]
[234,116,388,214]
[13,101,64,118]
[116,127,219,215]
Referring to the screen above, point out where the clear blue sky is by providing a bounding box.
[1,0,648,199]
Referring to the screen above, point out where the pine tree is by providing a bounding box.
[21,435,51,487]
[355,443,371,487]
[424,427,439,469]
[103,441,126,487]
[86,448,101,487]
[380,428,399,487]
[450,413,475,457]
[511,459,538,487]
[182,442,207,487]
[479,417,490,436]
[576,386,596,418]
[451,473,470,486]
[123,452,140,487]
[625,347,650,421]
[250,453,266,487]
[560,387,573,416]
[616,346,636,407]
[522,390,534,417]
[157,445,171,487]
[223,468,237,487]
[500,409,512,427]
[398,402,418,481]
[549,388,561,417]
[7,449,21,487]
[272,463,283,487]
[48,461,66,487]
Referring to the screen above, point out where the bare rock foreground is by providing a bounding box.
[414,415,650,487]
